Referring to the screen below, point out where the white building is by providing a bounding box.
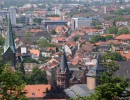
[54,8,61,16]
[9,7,16,25]
[71,17,92,29]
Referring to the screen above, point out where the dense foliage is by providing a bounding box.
[113,8,130,16]
[73,36,79,42]
[23,58,39,64]
[117,27,129,35]
[37,38,56,48]
[0,60,27,100]
[89,35,113,43]
[18,59,47,85]
[74,61,130,100]
[88,61,130,100]
[92,20,102,27]
[0,35,5,46]
[107,26,118,34]
[33,18,43,24]
[26,67,48,84]
[107,26,130,35]
[100,52,126,61]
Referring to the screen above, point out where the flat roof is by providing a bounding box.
[45,20,67,23]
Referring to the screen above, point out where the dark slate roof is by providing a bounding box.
[70,70,84,80]
[91,64,106,71]
[60,48,69,73]
[64,84,94,99]
[114,61,130,79]
[4,16,15,53]
[87,64,106,77]
[68,63,80,70]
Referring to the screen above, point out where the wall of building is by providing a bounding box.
[87,77,96,90]
[71,17,92,29]
[9,7,16,25]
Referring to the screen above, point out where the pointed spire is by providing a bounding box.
[59,46,69,73]
[4,15,15,53]
[3,15,16,67]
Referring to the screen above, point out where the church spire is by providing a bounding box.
[56,46,70,89]
[3,15,16,67]
[59,47,69,73]
[4,16,15,53]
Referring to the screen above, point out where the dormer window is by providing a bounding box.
[32,92,35,96]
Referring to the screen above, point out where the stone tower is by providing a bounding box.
[57,48,70,89]
[86,63,106,90]
[3,16,16,67]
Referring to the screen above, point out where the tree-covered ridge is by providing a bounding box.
[89,35,113,43]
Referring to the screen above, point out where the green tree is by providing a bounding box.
[92,20,102,27]
[25,32,32,42]
[51,30,57,35]
[33,18,42,24]
[0,35,5,46]
[105,35,113,40]
[107,26,118,34]
[113,20,116,26]
[0,65,27,100]
[37,38,49,48]
[39,56,48,64]
[18,62,25,75]
[113,8,130,16]
[101,52,126,61]
[73,36,79,42]
[23,58,39,64]
[18,58,39,75]
[37,38,56,48]
[74,61,130,100]
[27,67,47,84]
[104,16,115,21]
[87,61,130,100]
[117,27,129,35]
[89,35,106,43]
[94,25,102,29]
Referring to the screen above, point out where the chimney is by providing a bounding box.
[86,76,96,90]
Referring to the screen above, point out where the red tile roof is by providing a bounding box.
[55,37,67,41]
[55,26,68,33]
[100,34,115,37]
[33,10,46,15]
[24,84,51,98]
[29,49,40,57]
[66,41,77,47]
[46,47,57,52]
[72,55,83,65]
[106,40,122,45]
[95,41,108,46]
[26,29,43,33]
[76,31,85,35]
[82,27,102,33]
[115,34,130,40]
[47,17,62,20]
[119,51,130,59]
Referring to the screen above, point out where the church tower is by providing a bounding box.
[3,16,16,67]
[86,63,106,90]
[57,48,70,89]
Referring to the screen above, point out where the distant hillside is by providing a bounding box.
[2,0,29,8]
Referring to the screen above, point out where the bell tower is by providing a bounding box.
[56,47,70,89]
[86,63,106,90]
